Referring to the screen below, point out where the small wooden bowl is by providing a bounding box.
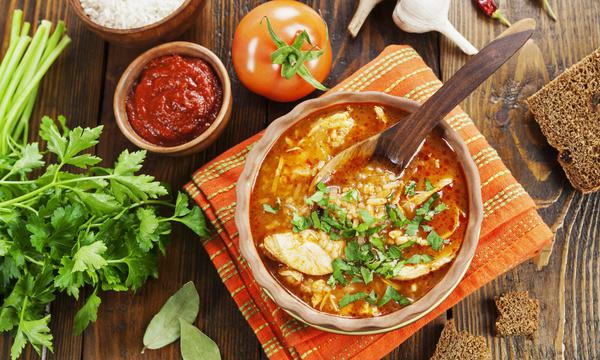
[236,92,483,334]
[114,42,232,156]
[68,0,203,47]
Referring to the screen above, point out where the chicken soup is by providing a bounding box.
[250,104,468,317]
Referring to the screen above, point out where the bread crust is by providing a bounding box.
[527,47,600,194]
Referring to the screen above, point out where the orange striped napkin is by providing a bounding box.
[184,45,553,360]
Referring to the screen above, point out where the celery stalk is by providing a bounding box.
[0,10,70,155]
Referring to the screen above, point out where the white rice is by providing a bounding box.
[80,0,186,30]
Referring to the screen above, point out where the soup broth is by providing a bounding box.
[250,104,468,317]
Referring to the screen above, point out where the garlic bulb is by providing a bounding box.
[392,0,478,55]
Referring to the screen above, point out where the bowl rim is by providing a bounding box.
[235,91,483,334]
[113,41,232,155]
[68,0,193,34]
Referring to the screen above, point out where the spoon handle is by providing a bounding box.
[377,18,536,168]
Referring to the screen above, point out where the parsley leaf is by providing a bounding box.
[406,254,433,264]
[342,189,359,202]
[360,267,373,284]
[339,292,367,308]
[378,286,412,307]
[405,181,416,196]
[262,203,279,214]
[425,179,434,191]
[73,289,101,335]
[427,230,444,251]
[0,116,210,357]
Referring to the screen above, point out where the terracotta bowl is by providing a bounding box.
[236,92,483,334]
[113,41,232,156]
[68,0,203,47]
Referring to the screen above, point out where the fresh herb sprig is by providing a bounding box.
[0,118,209,359]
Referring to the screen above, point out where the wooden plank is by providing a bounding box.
[81,0,268,359]
[441,1,600,359]
[0,1,106,359]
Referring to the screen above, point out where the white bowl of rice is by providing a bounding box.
[68,0,203,46]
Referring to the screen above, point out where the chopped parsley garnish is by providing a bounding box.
[291,213,311,232]
[262,203,279,214]
[305,190,325,205]
[405,180,417,196]
[293,177,450,296]
[316,182,329,193]
[369,236,386,252]
[425,179,434,191]
[386,204,408,228]
[358,210,375,226]
[427,230,444,251]
[339,292,368,308]
[360,267,373,284]
[378,286,412,307]
[406,254,433,264]
[342,188,359,202]
[365,290,378,305]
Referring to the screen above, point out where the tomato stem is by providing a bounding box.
[262,17,328,91]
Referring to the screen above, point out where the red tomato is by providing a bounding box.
[232,0,332,102]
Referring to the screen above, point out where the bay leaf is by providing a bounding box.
[142,281,199,350]
[180,319,221,360]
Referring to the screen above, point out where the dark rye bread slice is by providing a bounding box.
[527,47,600,193]
[430,320,492,360]
[494,290,540,338]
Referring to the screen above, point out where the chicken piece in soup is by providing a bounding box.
[250,104,468,317]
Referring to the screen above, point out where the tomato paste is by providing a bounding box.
[126,54,223,146]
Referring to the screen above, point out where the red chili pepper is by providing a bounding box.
[475,0,511,27]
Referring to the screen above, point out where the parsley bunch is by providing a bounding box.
[0,116,208,359]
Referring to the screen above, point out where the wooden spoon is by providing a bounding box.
[312,19,536,188]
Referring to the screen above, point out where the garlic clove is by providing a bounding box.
[348,0,386,37]
[392,0,478,55]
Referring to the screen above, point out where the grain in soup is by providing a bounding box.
[250,104,468,317]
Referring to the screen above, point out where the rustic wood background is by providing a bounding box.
[0,0,598,359]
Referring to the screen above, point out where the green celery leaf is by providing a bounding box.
[113,149,146,176]
[342,189,359,203]
[73,289,101,335]
[54,257,84,299]
[39,116,66,159]
[0,307,18,332]
[360,267,373,284]
[64,125,103,160]
[134,207,160,252]
[72,190,120,216]
[175,206,209,238]
[124,254,158,290]
[405,181,416,196]
[174,192,192,217]
[11,314,53,360]
[378,285,411,307]
[406,254,433,264]
[262,203,279,214]
[72,241,107,273]
[427,230,444,251]
[25,215,50,252]
[11,143,44,174]
[111,174,168,202]
[339,292,367,308]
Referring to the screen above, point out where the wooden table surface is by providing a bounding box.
[1,0,598,359]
